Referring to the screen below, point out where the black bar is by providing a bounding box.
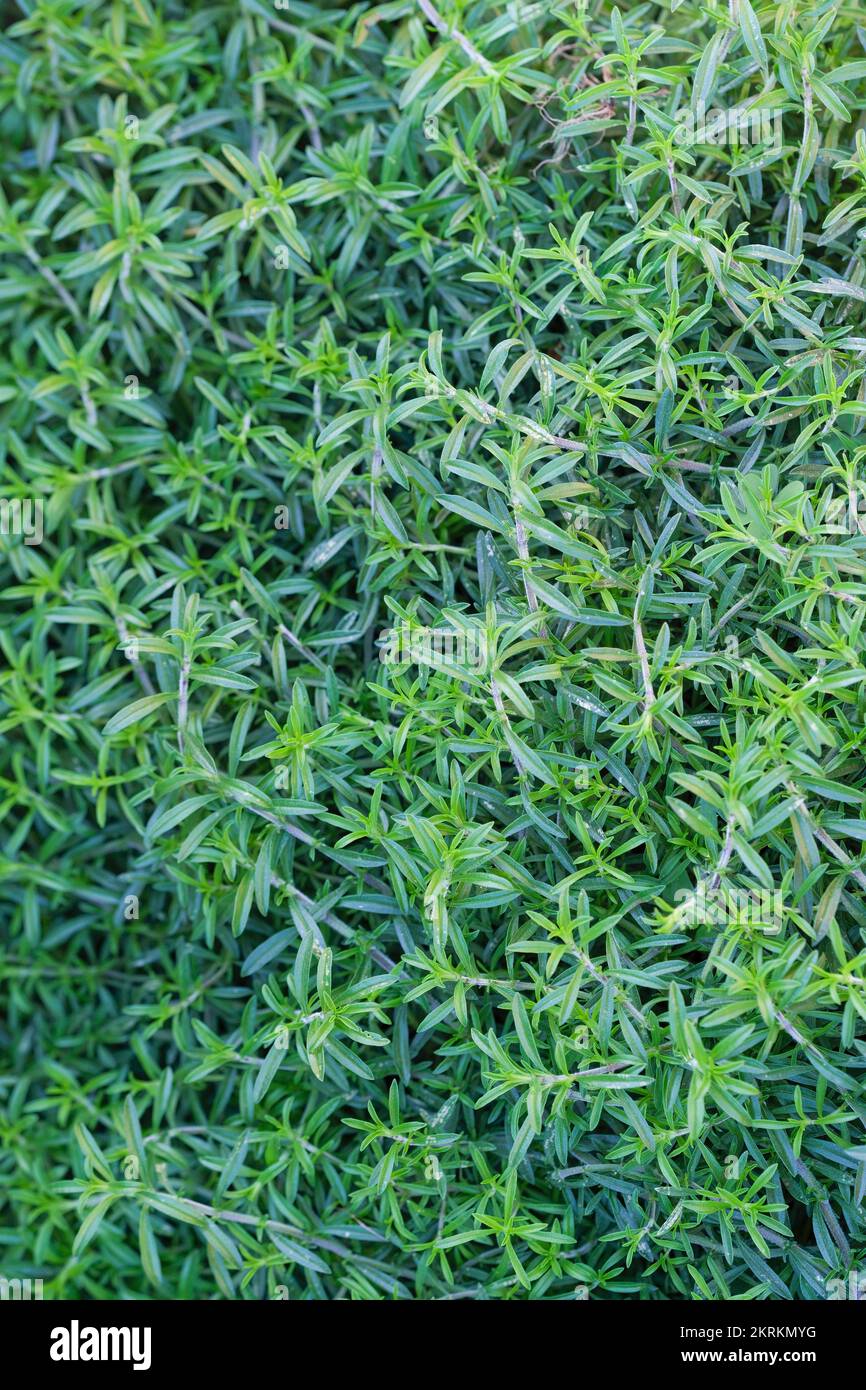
[4,1296,856,1376]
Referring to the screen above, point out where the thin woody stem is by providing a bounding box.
[416,0,496,76]
[633,616,655,709]
[785,782,866,892]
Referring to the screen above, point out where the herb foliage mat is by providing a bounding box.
[2,0,866,1302]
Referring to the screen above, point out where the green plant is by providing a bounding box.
[1,0,866,1301]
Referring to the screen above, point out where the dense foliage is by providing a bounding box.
[2,0,866,1302]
